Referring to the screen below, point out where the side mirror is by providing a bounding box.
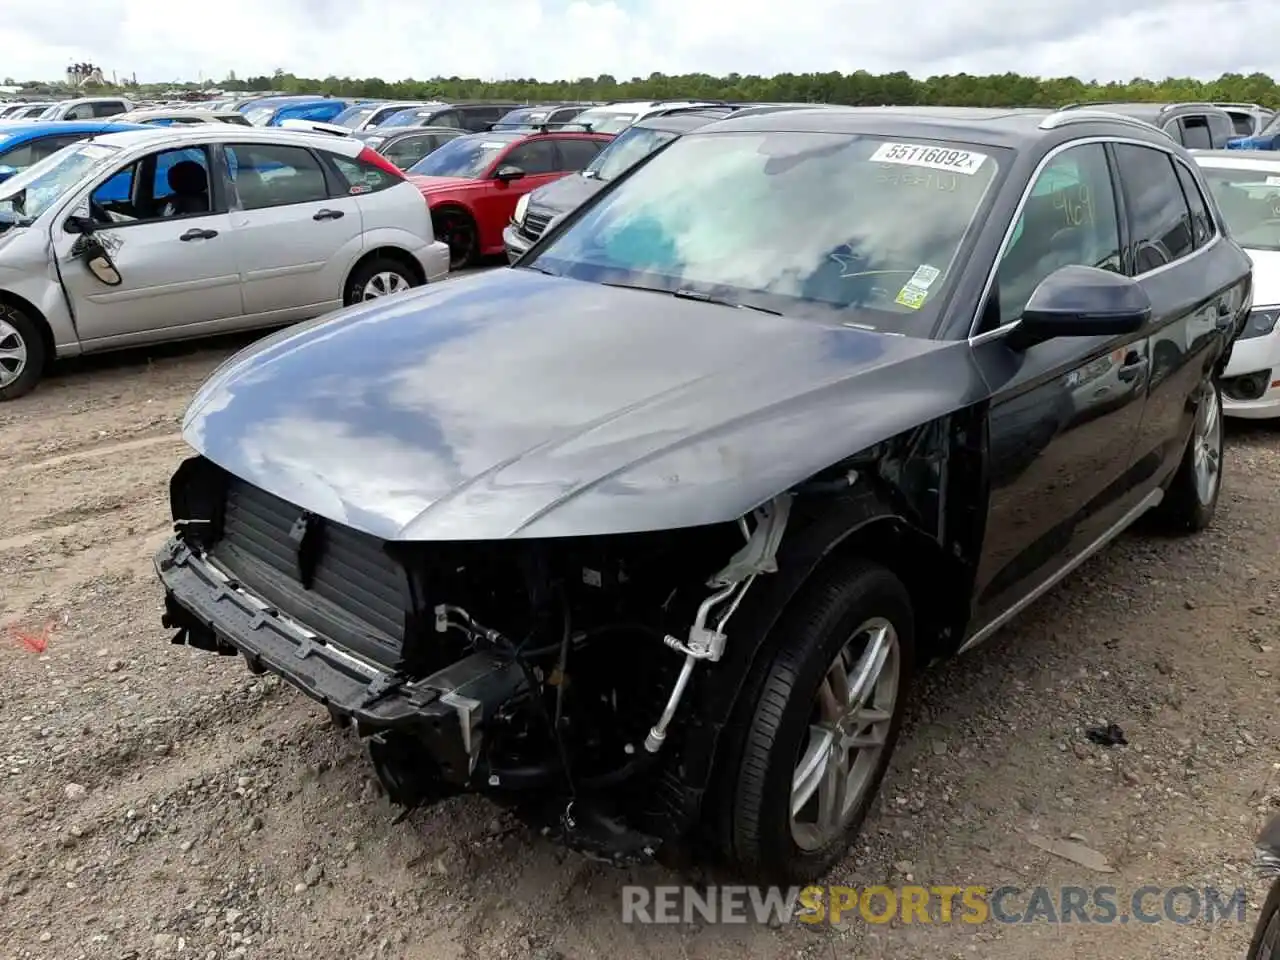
[494,164,525,183]
[1011,264,1151,348]
[64,214,97,235]
[0,165,16,184]
[72,233,122,286]
[86,250,122,286]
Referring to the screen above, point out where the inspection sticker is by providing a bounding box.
[895,283,929,309]
[869,142,988,175]
[1266,175,1280,186]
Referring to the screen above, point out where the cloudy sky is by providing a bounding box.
[1,0,1272,85]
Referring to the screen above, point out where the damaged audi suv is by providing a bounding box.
[155,105,1251,882]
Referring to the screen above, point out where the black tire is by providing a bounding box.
[1247,880,1280,960]
[1151,379,1223,533]
[715,559,915,883]
[0,302,46,402]
[432,208,478,270]
[343,257,419,306]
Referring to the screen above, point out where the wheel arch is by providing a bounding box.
[0,289,55,371]
[348,246,427,288]
[648,410,989,847]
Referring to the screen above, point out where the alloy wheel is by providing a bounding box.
[0,315,28,390]
[1192,382,1223,505]
[360,271,410,301]
[790,616,900,851]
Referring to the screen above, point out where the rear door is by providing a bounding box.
[223,141,364,319]
[1110,143,1239,489]
[969,140,1149,630]
[323,148,431,238]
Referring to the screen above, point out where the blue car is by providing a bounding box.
[242,98,363,127]
[1227,115,1280,150]
[0,119,150,182]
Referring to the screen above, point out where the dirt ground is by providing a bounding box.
[0,325,1277,960]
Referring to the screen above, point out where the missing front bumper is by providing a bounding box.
[154,537,527,791]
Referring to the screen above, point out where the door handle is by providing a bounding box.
[313,208,344,220]
[179,228,217,241]
[1117,353,1149,383]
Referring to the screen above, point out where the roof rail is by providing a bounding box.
[1038,108,1170,135]
[1058,100,1120,110]
[1214,101,1268,110]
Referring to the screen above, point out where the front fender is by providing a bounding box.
[650,489,916,843]
[0,233,79,355]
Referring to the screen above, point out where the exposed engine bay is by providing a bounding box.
[156,455,807,865]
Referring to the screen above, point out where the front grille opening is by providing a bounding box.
[211,479,407,666]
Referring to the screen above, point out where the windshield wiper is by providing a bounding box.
[598,280,782,315]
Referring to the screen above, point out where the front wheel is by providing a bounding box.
[0,303,46,402]
[1152,379,1223,533]
[716,559,915,882]
[1247,881,1280,960]
[432,209,478,270]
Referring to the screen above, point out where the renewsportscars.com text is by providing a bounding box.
[620,884,1250,926]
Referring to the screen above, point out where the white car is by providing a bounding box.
[40,96,134,120]
[0,124,449,400]
[1193,149,1280,418]
[571,99,728,135]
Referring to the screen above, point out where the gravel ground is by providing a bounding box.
[0,320,1277,960]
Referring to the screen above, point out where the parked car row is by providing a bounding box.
[150,103,1257,886]
[0,124,449,399]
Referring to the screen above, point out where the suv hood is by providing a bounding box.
[183,269,981,541]
[527,173,604,217]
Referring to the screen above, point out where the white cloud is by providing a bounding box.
[0,0,1273,85]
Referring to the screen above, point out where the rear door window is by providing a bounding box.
[64,103,94,120]
[503,140,557,174]
[555,138,602,171]
[92,101,127,118]
[1112,143,1196,272]
[225,143,330,209]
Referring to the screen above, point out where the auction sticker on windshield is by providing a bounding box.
[869,142,988,175]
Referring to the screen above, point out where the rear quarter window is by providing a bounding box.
[325,152,401,193]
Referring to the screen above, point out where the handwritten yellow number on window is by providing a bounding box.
[1052,185,1093,227]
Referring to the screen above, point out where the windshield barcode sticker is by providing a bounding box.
[1266,176,1280,186]
[869,142,988,175]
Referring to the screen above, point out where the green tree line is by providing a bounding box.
[16,68,1280,109]
[219,69,1280,108]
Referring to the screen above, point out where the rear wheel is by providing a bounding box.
[715,559,915,882]
[433,208,478,270]
[344,257,419,306]
[1152,379,1223,533]
[0,303,46,402]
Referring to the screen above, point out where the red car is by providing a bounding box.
[405,129,614,268]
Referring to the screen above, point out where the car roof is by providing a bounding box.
[82,123,368,157]
[692,104,1189,150]
[360,125,463,138]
